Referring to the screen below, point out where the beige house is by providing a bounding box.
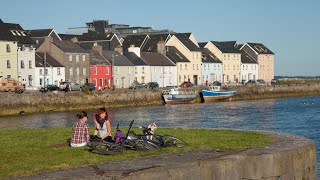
[240,43,275,83]
[204,41,241,84]
[0,40,18,79]
[165,33,202,85]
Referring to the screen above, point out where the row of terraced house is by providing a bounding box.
[0,19,275,90]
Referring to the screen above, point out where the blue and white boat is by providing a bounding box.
[162,88,197,104]
[201,86,236,102]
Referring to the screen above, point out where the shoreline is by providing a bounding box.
[1,83,320,117]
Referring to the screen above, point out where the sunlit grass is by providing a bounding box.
[0,127,272,178]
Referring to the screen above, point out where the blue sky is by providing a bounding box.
[1,0,319,76]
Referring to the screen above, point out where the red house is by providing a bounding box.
[90,45,112,90]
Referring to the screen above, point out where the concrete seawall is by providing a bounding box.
[8,131,318,180]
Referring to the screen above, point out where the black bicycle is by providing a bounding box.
[129,126,188,148]
[90,120,160,155]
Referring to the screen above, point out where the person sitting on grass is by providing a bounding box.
[70,111,90,147]
[93,108,112,142]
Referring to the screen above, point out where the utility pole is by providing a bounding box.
[111,53,114,90]
[44,53,46,87]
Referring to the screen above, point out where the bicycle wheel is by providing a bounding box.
[162,135,188,148]
[91,142,124,155]
[133,139,160,151]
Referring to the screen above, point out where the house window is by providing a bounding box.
[57,68,61,75]
[94,66,97,75]
[204,64,206,70]
[69,68,73,76]
[7,60,11,68]
[76,55,79,62]
[76,68,79,75]
[82,55,85,61]
[40,69,43,75]
[141,76,145,83]
[197,64,199,70]
[20,60,25,69]
[6,44,11,52]
[45,69,48,75]
[128,67,131,74]
[93,79,97,86]
[83,68,86,75]
[185,64,187,70]
[69,55,72,61]
[179,75,181,82]
[40,78,43,86]
[234,75,237,81]
[193,64,195,70]
[106,67,109,75]
[29,61,32,69]
[135,67,138,74]
[28,75,32,86]
[227,75,229,81]
[142,67,145,74]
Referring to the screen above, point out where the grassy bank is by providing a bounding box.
[1,83,320,116]
[0,128,272,178]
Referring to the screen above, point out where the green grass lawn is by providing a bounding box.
[0,127,273,178]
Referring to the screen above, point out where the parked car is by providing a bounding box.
[210,81,222,86]
[271,79,280,85]
[180,82,194,88]
[256,79,266,86]
[59,82,81,91]
[145,82,159,89]
[39,85,59,92]
[81,83,95,91]
[245,80,257,85]
[129,82,146,89]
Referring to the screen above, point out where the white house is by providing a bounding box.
[239,50,258,83]
[18,45,36,89]
[35,52,65,88]
[199,47,223,85]
[141,52,177,87]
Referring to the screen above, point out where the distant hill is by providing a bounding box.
[275,76,320,80]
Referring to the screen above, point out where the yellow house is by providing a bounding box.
[204,41,241,84]
[166,33,202,85]
[240,43,275,83]
[0,40,18,79]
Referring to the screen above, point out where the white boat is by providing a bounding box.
[162,88,197,104]
[201,86,236,102]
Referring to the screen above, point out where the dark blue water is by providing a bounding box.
[1,95,320,173]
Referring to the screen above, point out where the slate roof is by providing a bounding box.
[141,34,171,52]
[60,33,115,42]
[58,34,81,40]
[247,43,274,54]
[90,51,111,65]
[102,51,134,66]
[240,50,258,64]
[201,48,222,63]
[53,40,88,53]
[35,52,64,67]
[210,41,241,53]
[27,29,54,37]
[198,42,207,49]
[141,52,175,66]
[0,22,34,44]
[166,46,190,63]
[0,23,17,41]
[124,52,148,65]
[122,34,148,51]
[174,33,200,51]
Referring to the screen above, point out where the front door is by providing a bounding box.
[100,79,103,88]
[193,75,198,85]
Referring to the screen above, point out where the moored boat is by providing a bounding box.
[201,86,236,102]
[162,88,197,104]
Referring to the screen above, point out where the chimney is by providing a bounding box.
[157,39,166,55]
[71,37,78,43]
[128,46,140,57]
[44,36,53,43]
[114,46,123,55]
[92,42,102,55]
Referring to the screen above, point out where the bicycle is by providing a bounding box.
[129,125,188,148]
[90,120,160,155]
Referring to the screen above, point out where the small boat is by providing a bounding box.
[201,86,236,102]
[162,88,197,104]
